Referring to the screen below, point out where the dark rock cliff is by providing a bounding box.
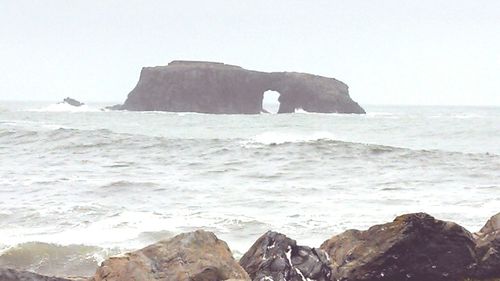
[120,61,365,114]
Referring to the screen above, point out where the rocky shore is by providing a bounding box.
[2,212,499,281]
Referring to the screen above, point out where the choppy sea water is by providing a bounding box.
[0,101,499,277]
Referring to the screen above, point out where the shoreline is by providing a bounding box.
[2,212,499,281]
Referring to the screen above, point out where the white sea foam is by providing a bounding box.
[438,113,485,119]
[247,131,336,145]
[26,102,100,112]
[0,119,69,131]
[366,111,398,117]
[0,209,226,250]
[1,102,499,277]
[293,108,341,115]
[294,108,309,114]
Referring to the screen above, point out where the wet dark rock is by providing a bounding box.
[92,230,249,281]
[5,214,500,281]
[320,213,477,281]
[473,212,500,279]
[62,97,84,107]
[104,104,122,111]
[121,60,365,114]
[0,268,82,281]
[240,231,331,281]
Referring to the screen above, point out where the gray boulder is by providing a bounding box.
[239,231,331,281]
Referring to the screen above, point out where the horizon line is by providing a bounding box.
[1,99,499,108]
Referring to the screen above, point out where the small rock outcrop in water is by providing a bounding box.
[239,231,331,281]
[62,97,84,107]
[473,212,500,279]
[320,213,477,281]
[92,230,249,281]
[120,61,365,114]
[103,104,122,111]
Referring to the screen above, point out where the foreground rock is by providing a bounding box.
[4,214,500,281]
[92,230,249,281]
[320,213,477,281]
[62,97,84,107]
[473,212,500,279]
[120,60,365,114]
[240,231,331,281]
[0,268,83,281]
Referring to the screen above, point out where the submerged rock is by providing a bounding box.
[320,213,477,281]
[62,97,84,107]
[103,104,122,111]
[473,212,500,279]
[239,231,331,281]
[0,268,81,281]
[121,60,365,114]
[92,230,249,281]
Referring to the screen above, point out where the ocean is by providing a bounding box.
[0,101,499,277]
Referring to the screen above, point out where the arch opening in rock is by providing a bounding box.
[120,61,366,114]
[261,90,281,114]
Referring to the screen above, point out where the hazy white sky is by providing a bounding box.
[1,0,499,106]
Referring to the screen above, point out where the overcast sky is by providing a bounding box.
[1,1,499,106]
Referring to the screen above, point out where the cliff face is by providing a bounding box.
[121,61,365,114]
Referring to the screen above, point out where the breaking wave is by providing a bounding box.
[26,102,100,112]
[0,242,121,277]
[246,131,336,145]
